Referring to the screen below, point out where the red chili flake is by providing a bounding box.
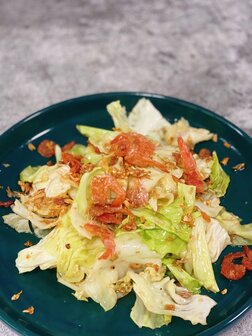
[37,139,56,158]
[201,211,211,223]
[0,200,14,207]
[62,141,76,152]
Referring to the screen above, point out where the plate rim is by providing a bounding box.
[1,91,252,146]
[0,91,252,336]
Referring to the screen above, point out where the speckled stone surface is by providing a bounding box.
[0,0,251,335]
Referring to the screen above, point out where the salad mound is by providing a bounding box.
[3,98,252,329]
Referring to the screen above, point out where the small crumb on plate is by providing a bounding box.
[224,142,231,148]
[221,288,228,295]
[221,157,230,166]
[22,306,35,314]
[28,143,36,151]
[11,290,23,301]
[232,163,245,171]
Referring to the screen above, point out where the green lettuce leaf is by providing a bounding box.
[116,232,162,264]
[159,183,196,225]
[76,125,119,152]
[177,182,196,208]
[20,165,41,183]
[137,183,195,243]
[209,152,230,197]
[132,207,191,242]
[67,144,102,164]
[140,229,187,257]
[68,144,86,156]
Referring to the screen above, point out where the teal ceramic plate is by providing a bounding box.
[0,92,252,336]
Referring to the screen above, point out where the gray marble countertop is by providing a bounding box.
[0,0,251,335]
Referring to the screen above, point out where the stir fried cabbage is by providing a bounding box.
[3,98,251,331]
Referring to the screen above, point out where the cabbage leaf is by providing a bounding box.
[107,101,131,132]
[209,152,230,197]
[76,125,119,152]
[217,210,252,245]
[131,295,172,329]
[140,229,187,257]
[129,271,216,325]
[189,217,219,292]
[163,258,202,294]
